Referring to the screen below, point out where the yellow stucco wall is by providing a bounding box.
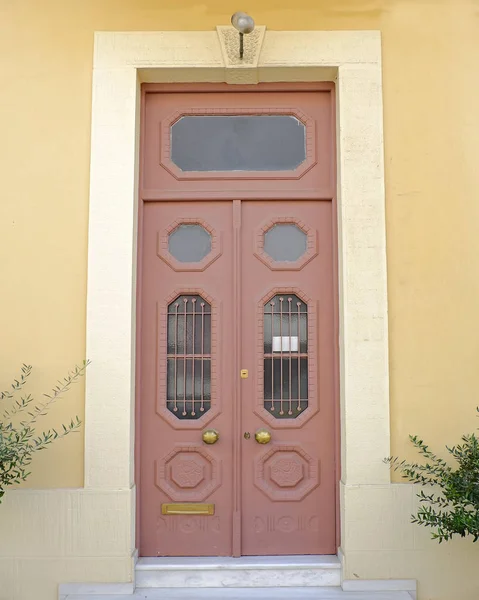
[0,0,478,496]
[1,3,479,600]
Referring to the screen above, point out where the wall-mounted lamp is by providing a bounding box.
[231,11,255,59]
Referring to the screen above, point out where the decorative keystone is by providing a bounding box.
[216,25,266,84]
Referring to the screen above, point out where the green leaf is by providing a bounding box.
[0,362,88,501]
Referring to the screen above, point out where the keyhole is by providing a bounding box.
[244,432,251,439]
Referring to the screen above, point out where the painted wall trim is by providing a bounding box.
[85,27,389,554]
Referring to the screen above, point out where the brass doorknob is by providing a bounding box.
[202,429,219,445]
[255,428,272,444]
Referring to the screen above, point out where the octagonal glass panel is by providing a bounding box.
[264,224,307,262]
[168,224,211,263]
[171,115,306,172]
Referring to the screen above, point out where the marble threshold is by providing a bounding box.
[135,555,341,588]
[59,556,416,599]
[62,588,415,600]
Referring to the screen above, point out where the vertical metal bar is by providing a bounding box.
[191,298,196,416]
[270,300,275,412]
[297,301,302,411]
[174,302,179,412]
[239,32,244,59]
[200,302,205,412]
[182,297,188,416]
[279,296,284,415]
[288,297,293,415]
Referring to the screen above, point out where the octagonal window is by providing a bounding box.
[168,224,211,263]
[264,223,308,262]
[171,115,306,172]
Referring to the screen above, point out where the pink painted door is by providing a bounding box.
[138,84,337,557]
[138,200,336,556]
[139,202,235,556]
[240,201,336,555]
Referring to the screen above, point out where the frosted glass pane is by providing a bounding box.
[168,224,211,263]
[171,115,306,172]
[264,224,307,262]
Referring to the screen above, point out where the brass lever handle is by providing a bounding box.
[254,428,272,444]
[202,429,219,445]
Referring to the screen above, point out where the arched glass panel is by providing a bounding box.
[167,295,211,419]
[263,294,308,419]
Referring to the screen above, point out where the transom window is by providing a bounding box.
[171,115,306,172]
[263,294,308,418]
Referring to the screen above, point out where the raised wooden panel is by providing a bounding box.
[254,444,320,502]
[156,445,222,502]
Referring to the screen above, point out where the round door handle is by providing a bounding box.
[202,429,219,445]
[255,428,272,444]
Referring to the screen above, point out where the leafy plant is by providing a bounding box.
[0,362,88,503]
[385,415,479,543]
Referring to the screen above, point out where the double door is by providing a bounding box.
[139,199,336,557]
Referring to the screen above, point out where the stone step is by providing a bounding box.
[135,555,342,588]
[64,587,414,600]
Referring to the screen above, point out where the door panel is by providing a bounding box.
[142,89,334,200]
[240,201,336,555]
[139,202,234,557]
[139,200,336,557]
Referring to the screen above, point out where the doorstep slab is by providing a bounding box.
[136,567,340,588]
[63,587,414,600]
[137,555,341,570]
[135,555,341,588]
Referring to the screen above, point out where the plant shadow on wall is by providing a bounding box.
[0,361,88,503]
[385,411,479,543]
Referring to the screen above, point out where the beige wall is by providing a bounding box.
[1,0,478,485]
[1,0,479,488]
[1,2,479,599]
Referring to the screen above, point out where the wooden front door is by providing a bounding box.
[240,201,335,555]
[138,84,337,558]
[139,202,235,557]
